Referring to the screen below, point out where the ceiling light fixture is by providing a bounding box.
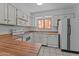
[37,3,43,5]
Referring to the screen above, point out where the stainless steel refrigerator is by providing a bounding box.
[61,18,79,52]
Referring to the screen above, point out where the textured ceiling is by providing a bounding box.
[12,3,79,14]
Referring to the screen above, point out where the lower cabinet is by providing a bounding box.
[47,35,58,48]
[31,32,48,45]
[40,33,48,45]
[24,32,58,48]
[28,33,34,42]
[31,32,40,43]
[23,33,33,42]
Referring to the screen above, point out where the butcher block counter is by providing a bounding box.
[0,34,41,56]
[28,31,59,35]
[47,32,59,35]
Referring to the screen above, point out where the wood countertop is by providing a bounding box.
[28,30,58,32]
[47,32,59,35]
[27,31,59,35]
[0,34,41,56]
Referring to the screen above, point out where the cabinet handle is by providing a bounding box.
[8,20,9,22]
[4,19,7,21]
[7,20,10,23]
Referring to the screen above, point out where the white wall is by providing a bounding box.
[31,8,75,31]
[74,5,79,20]
[0,25,34,35]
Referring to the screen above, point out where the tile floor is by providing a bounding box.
[38,46,79,56]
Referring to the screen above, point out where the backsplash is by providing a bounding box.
[0,25,34,35]
[34,26,58,32]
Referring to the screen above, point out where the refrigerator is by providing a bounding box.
[60,18,79,52]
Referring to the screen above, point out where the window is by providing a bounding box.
[38,17,52,29]
[38,19,44,28]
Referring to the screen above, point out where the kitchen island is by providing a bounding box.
[0,34,41,56]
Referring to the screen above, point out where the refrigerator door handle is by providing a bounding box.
[70,25,71,36]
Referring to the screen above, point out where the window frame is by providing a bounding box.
[37,17,52,29]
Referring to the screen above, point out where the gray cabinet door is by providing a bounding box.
[32,32,41,44]
[17,10,24,19]
[8,4,16,25]
[40,32,48,45]
[47,35,58,47]
[33,32,48,45]
[0,4,5,24]
[0,3,8,24]
[4,4,8,24]
[33,32,40,43]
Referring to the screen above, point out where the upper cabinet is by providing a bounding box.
[4,4,8,24]
[23,14,28,20]
[0,3,7,24]
[0,3,17,25]
[8,4,16,25]
[27,16,34,26]
[17,10,24,19]
[17,10,28,26]
[17,9,33,27]
[0,4,5,24]
[0,3,33,27]
[17,19,26,26]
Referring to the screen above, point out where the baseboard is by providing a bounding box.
[61,49,79,54]
[42,45,48,47]
[42,45,58,49]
